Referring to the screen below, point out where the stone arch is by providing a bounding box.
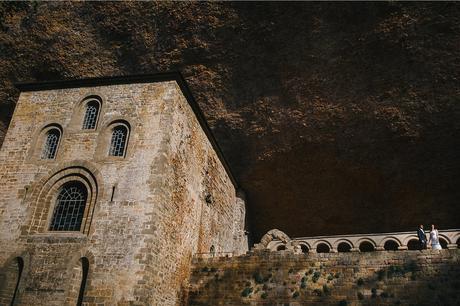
[24,162,102,235]
[438,234,451,244]
[381,236,402,251]
[313,240,332,253]
[403,235,420,246]
[356,238,376,252]
[258,229,291,249]
[276,244,286,251]
[407,239,420,250]
[336,240,353,253]
[27,123,64,161]
[298,242,310,253]
[95,118,134,160]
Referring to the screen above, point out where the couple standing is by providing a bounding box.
[417,224,442,250]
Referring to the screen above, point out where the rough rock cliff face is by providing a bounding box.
[1,2,459,242]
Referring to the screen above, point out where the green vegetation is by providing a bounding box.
[261,292,268,299]
[327,274,334,281]
[312,271,321,283]
[334,272,341,278]
[288,268,294,274]
[292,291,299,298]
[253,272,264,284]
[241,287,253,297]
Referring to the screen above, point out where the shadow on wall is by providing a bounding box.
[187,250,460,306]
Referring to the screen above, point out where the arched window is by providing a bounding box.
[277,244,286,251]
[300,244,309,253]
[384,240,399,251]
[337,242,352,252]
[109,125,129,157]
[41,129,60,159]
[316,243,330,253]
[359,241,375,252]
[49,182,88,231]
[82,100,100,129]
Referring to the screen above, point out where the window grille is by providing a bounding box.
[82,101,99,129]
[109,126,128,157]
[49,182,87,231]
[41,129,60,159]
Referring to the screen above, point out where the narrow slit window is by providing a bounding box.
[41,129,60,159]
[50,182,88,231]
[82,100,100,129]
[109,125,128,157]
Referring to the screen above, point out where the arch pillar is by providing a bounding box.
[375,246,385,251]
[398,246,408,250]
[447,244,457,249]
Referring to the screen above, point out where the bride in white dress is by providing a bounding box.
[428,224,442,250]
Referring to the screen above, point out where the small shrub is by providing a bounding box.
[313,289,322,296]
[334,272,341,278]
[300,282,307,289]
[357,278,364,286]
[308,268,314,274]
[323,284,331,296]
[253,272,264,284]
[301,276,307,283]
[338,300,348,306]
[241,287,253,297]
[312,271,321,283]
[357,292,364,300]
[327,274,334,281]
[292,291,299,298]
[261,292,268,299]
[288,268,294,274]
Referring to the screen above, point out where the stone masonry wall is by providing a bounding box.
[188,249,460,306]
[0,80,246,306]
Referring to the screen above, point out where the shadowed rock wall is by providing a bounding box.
[188,249,460,305]
[1,2,459,241]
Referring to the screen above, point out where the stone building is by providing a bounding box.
[0,73,248,305]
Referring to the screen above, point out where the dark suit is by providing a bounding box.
[417,228,427,250]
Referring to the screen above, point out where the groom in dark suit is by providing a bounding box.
[417,224,427,250]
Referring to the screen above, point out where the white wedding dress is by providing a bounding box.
[430,230,442,250]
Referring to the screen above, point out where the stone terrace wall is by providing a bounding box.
[187,249,460,306]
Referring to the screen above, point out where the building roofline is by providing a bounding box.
[14,72,239,188]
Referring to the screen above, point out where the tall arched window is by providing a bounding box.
[109,125,129,157]
[49,182,88,231]
[41,129,60,159]
[82,100,100,130]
